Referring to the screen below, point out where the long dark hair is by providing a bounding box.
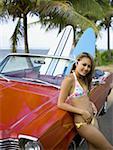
[71,52,95,90]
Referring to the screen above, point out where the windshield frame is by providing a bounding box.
[0,53,75,87]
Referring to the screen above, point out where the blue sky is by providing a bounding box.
[0,16,113,50]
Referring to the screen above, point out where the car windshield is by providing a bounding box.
[0,54,74,87]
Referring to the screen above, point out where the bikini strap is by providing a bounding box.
[72,71,77,91]
[73,71,77,80]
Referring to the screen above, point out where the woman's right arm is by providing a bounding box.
[57,76,85,115]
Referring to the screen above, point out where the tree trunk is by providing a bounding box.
[107,20,112,59]
[12,45,17,53]
[23,14,29,53]
[107,25,110,50]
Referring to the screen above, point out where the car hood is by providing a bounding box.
[0,80,59,139]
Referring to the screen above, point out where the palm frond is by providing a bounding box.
[96,0,113,17]
[0,1,3,11]
[38,1,99,33]
[10,18,24,52]
[69,0,104,20]
[0,1,9,22]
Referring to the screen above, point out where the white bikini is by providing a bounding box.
[68,72,88,99]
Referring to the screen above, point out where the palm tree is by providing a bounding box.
[70,0,113,59]
[35,0,107,46]
[3,0,39,53]
[69,0,107,44]
[29,0,101,50]
[96,0,113,59]
[2,0,112,54]
[2,0,100,53]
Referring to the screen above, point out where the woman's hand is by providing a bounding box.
[81,110,93,123]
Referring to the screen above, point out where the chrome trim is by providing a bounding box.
[0,138,18,142]
[18,134,38,141]
[4,53,75,61]
[19,134,43,149]
[0,138,19,149]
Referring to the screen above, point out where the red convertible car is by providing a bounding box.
[0,53,112,150]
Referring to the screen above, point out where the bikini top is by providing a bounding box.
[68,72,89,99]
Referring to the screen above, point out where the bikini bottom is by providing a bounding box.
[75,117,95,129]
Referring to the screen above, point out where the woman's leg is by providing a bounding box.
[74,115,113,150]
[87,117,99,150]
[87,142,97,150]
[76,123,113,150]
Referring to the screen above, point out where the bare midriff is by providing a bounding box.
[71,96,94,123]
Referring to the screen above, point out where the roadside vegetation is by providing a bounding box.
[95,50,113,66]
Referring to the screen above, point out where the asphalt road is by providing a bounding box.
[77,88,113,150]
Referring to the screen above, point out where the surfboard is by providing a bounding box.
[40,25,74,76]
[65,27,96,75]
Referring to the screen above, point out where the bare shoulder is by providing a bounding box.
[61,73,74,88]
[63,73,74,82]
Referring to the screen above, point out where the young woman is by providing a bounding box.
[57,52,113,150]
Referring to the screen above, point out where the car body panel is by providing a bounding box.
[90,73,113,111]
[0,78,75,149]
